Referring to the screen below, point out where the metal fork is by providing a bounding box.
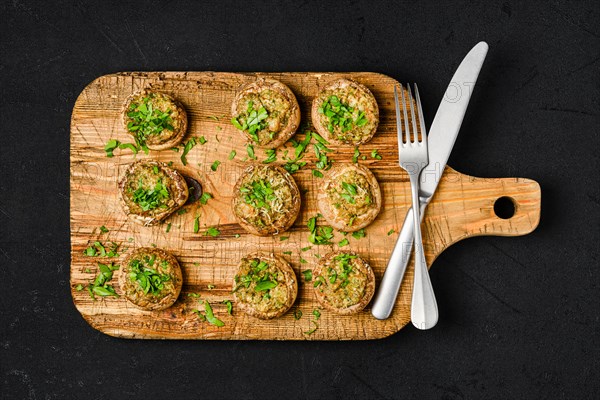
[394,84,438,330]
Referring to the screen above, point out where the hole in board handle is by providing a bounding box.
[494,196,516,219]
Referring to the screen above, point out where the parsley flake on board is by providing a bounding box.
[302,270,313,281]
[104,139,120,157]
[192,300,225,327]
[246,144,256,160]
[352,229,366,239]
[86,262,120,300]
[294,309,303,320]
[205,227,221,237]
[199,192,213,205]
[223,300,233,315]
[180,138,198,166]
[307,214,334,245]
[83,241,119,258]
[263,149,277,164]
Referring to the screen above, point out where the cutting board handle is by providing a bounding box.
[425,167,541,252]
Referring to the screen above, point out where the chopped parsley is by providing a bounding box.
[338,238,349,247]
[99,225,109,233]
[128,257,171,295]
[341,181,358,204]
[282,131,311,174]
[313,276,325,288]
[87,262,120,300]
[234,258,279,295]
[318,95,368,134]
[263,149,277,164]
[180,138,198,166]
[211,160,221,171]
[231,100,269,143]
[119,142,138,155]
[126,95,174,149]
[246,144,256,160]
[312,132,333,170]
[352,229,366,239]
[332,253,357,288]
[132,179,170,211]
[199,192,213,205]
[352,147,360,163]
[205,227,220,237]
[371,149,382,160]
[304,321,318,335]
[165,223,172,233]
[387,229,395,236]
[104,139,120,157]
[312,170,323,178]
[193,300,225,327]
[312,309,321,320]
[83,241,119,258]
[223,300,233,315]
[228,150,237,160]
[193,216,200,233]
[198,136,207,145]
[241,179,276,210]
[307,214,334,245]
[283,160,307,174]
[293,309,303,320]
[302,270,313,281]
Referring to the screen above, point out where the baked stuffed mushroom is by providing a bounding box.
[123,90,187,150]
[119,160,188,226]
[232,165,300,236]
[317,163,382,232]
[231,78,301,148]
[233,252,298,319]
[312,78,379,145]
[313,251,375,315]
[119,247,183,311]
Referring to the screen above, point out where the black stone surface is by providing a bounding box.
[1,1,598,399]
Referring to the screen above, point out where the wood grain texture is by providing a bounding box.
[70,72,541,340]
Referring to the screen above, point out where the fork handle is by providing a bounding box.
[409,175,438,330]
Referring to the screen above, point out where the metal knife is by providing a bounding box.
[371,41,489,320]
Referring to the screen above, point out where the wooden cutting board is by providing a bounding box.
[70,72,541,340]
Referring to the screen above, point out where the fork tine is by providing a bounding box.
[406,83,418,143]
[393,86,404,148]
[414,83,426,145]
[401,84,410,144]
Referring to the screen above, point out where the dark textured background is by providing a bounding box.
[1,0,598,399]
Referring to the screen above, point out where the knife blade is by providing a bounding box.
[371,42,489,320]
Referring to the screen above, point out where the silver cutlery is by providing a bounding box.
[395,84,438,329]
[372,42,489,321]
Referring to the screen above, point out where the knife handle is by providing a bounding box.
[371,202,427,320]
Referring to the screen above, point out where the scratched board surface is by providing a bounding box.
[70,72,541,340]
